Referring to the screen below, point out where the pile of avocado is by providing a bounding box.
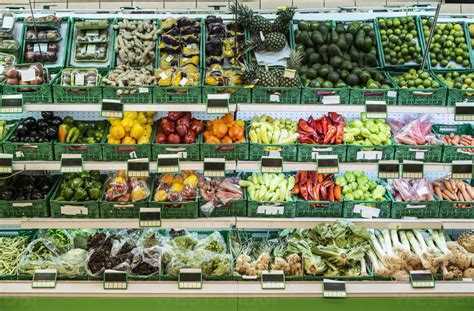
[294,20,392,89]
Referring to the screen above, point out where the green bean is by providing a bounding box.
[0,236,28,275]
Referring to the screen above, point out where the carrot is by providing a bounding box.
[292,183,300,195]
[328,185,335,202]
[314,184,321,201]
[334,185,342,202]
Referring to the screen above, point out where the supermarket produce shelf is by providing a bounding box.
[11,161,451,172]
[0,280,472,298]
[1,217,472,229]
[22,104,456,114]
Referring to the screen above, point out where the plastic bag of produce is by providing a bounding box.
[130,245,163,277]
[198,176,243,217]
[389,114,441,146]
[138,229,168,248]
[389,178,435,202]
[195,231,227,254]
[18,238,63,275]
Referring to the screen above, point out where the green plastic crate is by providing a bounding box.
[0,121,18,153]
[432,124,474,162]
[102,126,151,161]
[53,69,102,103]
[252,84,301,104]
[2,73,54,104]
[391,200,439,219]
[49,176,102,218]
[152,124,200,161]
[102,80,153,104]
[345,143,395,162]
[395,144,443,162]
[0,175,58,218]
[203,85,251,104]
[388,71,447,106]
[246,190,296,218]
[438,200,474,219]
[153,85,201,104]
[100,200,149,218]
[343,193,392,218]
[3,123,54,161]
[297,143,346,162]
[350,72,398,106]
[200,132,248,161]
[296,199,343,217]
[248,122,297,161]
[434,70,474,106]
[53,121,106,161]
[301,87,350,105]
[0,229,37,280]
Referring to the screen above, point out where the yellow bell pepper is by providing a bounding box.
[136,113,148,125]
[137,136,149,144]
[235,120,245,127]
[171,183,183,193]
[183,174,198,187]
[110,125,126,139]
[122,136,136,144]
[143,124,153,134]
[130,124,145,140]
[121,118,134,132]
[146,112,156,118]
[124,112,137,120]
[153,189,167,201]
[147,118,154,125]
[108,138,121,144]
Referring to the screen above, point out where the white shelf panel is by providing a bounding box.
[24,104,237,112]
[1,217,472,230]
[0,280,472,298]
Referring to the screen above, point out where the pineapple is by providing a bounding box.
[278,50,303,87]
[257,69,279,87]
[230,3,273,35]
[272,7,295,33]
[244,32,286,53]
[241,61,279,87]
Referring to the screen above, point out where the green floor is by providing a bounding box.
[1,297,473,311]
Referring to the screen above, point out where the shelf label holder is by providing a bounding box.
[454,102,474,121]
[103,270,128,290]
[178,268,202,289]
[378,160,400,179]
[60,154,83,173]
[401,160,424,179]
[365,100,387,119]
[157,154,180,174]
[261,270,285,289]
[101,99,123,118]
[451,160,473,179]
[323,279,346,298]
[410,270,434,288]
[203,158,226,177]
[261,156,283,173]
[139,207,161,227]
[32,269,57,288]
[316,154,339,174]
[206,93,230,114]
[127,158,149,177]
[0,153,13,174]
[0,94,23,113]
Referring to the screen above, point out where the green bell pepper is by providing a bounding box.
[88,188,101,200]
[76,122,87,135]
[70,177,84,190]
[73,188,88,201]
[63,116,74,126]
[90,171,101,181]
[61,187,74,201]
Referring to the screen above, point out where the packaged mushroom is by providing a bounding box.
[114,19,158,67]
[0,52,15,83]
[61,68,98,87]
[0,13,15,39]
[75,43,107,61]
[25,29,61,42]
[24,42,59,63]
[102,64,155,96]
[4,63,48,90]
[25,15,62,28]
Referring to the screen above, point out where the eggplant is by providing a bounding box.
[30,192,43,200]
[40,184,51,193]
[15,124,28,137]
[36,118,49,131]
[9,135,19,142]
[1,188,14,200]
[23,136,35,143]
[45,127,58,139]
[50,116,62,127]
[41,111,54,120]
[22,117,37,130]
[16,192,26,201]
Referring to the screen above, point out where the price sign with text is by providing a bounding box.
[139,207,161,227]
[101,99,123,118]
[410,270,434,288]
[402,160,424,179]
[178,268,202,289]
[32,269,57,288]
[261,156,283,173]
[157,154,180,173]
[261,270,285,289]
[206,93,230,114]
[0,153,13,174]
[104,270,128,290]
[451,160,473,179]
[0,94,23,113]
[203,158,226,177]
[378,160,400,179]
[60,154,83,173]
[454,102,474,121]
[323,279,346,298]
[365,100,387,119]
[127,158,149,177]
[317,154,339,174]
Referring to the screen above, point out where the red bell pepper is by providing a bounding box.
[298,119,318,136]
[321,116,329,135]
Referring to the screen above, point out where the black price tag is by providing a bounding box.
[365,101,387,119]
[101,99,123,118]
[451,160,474,179]
[317,154,339,174]
[139,207,161,227]
[410,271,434,288]
[323,279,346,298]
[445,0,474,4]
[127,158,149,177]
[60,154,83,173]
[0,154,13,174]
[157,154,180,173]
[0,94,23,113]
[206,94,230,114]
[32,269,57,288]
[402,161,424,179]
[454,102,474,121]
[261,156,283,173]
[261,271,285,289]
[378,160,400,179]
[104,270,128,289]
[203,158,226,177]
[178,268,202,289]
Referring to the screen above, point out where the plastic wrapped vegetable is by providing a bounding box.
[153,171,198,202]
[389,177,435,202]
[104,170,150,202]
[388,115,441,146]
[198,176,243,216]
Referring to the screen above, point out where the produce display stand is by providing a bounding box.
[0,6,474,311]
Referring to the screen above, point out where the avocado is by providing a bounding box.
[362,24,372,34]
[358,53,365,67]
[308,53,321,65]
[298,21,310,32]
[299,65,308,75]
[306,68,318,80]
[359,70,371,84]
[341,60,353,71]
[309,80,321,88]
[318,44,329,63]
[300,31,313,47]
[328,43,343,57]
[311,31,325,45]
[306,47,316,55]
[294,30,301,43]
[349,46,360,62]
[340,69,350,80]
[336,34,348,51]
[322,81,334,88]
[330,56,343,68]
[374,71,385,83]
[344,32,354,46]
[346,73,360,86]
[347,23,358,36]
[368,29,376,39]
[318,23,329,39]
[335,81,347,88]
[364,53,378,67]
[342,52,351,62]
[335,23,345,34]
[352,67,362,76]
[330,30,339,44]
[312,63,322,71]
[310,21,320,32]
[363,36,373,53]
[318,65,330,79]
[327,71,340,83]
[354,29,365,50]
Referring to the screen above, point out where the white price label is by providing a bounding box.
[86,29,99,37]
[75,73,85,86]
[86,44,96,54]
[33,43,48,52]
[138,87,148,93]
[2,16,14,29]
[20,68,36,82]
[353,204,381,218]
[387,91,397,98]
[159,72,168,80]
[269,94,280,102]
[356,150,382,160]
[179,78,188,87]
[166,54,174,62]
[283,69,296,79]
[322,95,340,105]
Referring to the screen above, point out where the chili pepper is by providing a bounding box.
[298,119,318,136]
[318,174,324,183]
[314,184,321,201]
[298,135,317,144]
[329,134,336,144]
[328,112,345,126]
[334,185,342,202]
[328,184,335,202]
[307,179,314,200]
[313,172,319,184]
[322,180,332,187]
[321,116,329,135]
[300,182,309,200]
[320,185,328,201]
[300,171,308,184]
[335,125,344,144]
[292,183,300,195]
[314,116,324,134]
[66,127,80,144]
[323,174,333,182]
[295,172,300,184]
[323,125,337,144]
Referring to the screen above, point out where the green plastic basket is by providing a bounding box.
[100,200,148,218]
[246,190,296,218]
[203,85,251,104]
[391,200,439,219]
[152,124,200,161]
[435,71,474,106]
[343,194,392,219]
[53,68,102,103]
[102,126,151,161]
[395,144,443,162]
[301,87,350,105]
[153,85,202,104]
[388,71,447,106]
[350,72,398,105]
[295,199,343,217]
[0,176,58,218]
[252,84,301,104]
[438,199,474,219]
[432,124,474,162]
[248,121,297,161]
[345,143,395,162]
[2,74,54,104]
[49,176,102,218]
[3,124,54,160]
[297,143,346,162]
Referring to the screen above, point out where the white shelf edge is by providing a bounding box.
[1,217,473,230]
[21,104,454,114]
[0,280,472,298]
